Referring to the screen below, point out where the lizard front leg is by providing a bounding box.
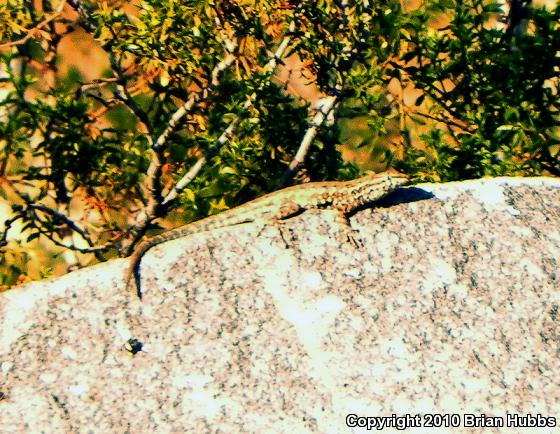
[334,209,363,248]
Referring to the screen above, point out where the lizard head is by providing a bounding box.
[348,170,410,206]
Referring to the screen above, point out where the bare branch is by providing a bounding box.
[278,0,373,186]
[125,20,242,247]
[153,39,239,152]
[38,231,111,256]
[140,39,239,222]
[160,96,250,207]
[278,95,339,187]
[159,20,297,209]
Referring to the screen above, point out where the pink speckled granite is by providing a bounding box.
[0,177,559,433]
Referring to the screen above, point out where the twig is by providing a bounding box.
[407,107,474,134]
[77,77,120,95]
[153,39,238,152]
[0,215,20,247]
[0,3,64,49]
[110,53,154,140]
[39,232,110,256]
[65,0,96,33]
[27,204,110,257]
[396,75,413,149]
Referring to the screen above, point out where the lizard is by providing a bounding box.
[125,170,409,298]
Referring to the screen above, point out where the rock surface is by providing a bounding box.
[1,177,559,433]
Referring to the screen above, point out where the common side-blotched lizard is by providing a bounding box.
[126,171,409,297]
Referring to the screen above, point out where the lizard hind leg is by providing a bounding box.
[272,219,291,248]
[254,217,292,248]
[256,219,290,248]
[275,200,305,247]
[254,199,303,247]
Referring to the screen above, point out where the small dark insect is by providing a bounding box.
[124,338,143,355]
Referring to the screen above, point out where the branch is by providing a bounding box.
[5,0,139,258]
[110,53,154,141]
[39,232,110,256]
[0,215,21,248]
[139,38,239,225]
[389,60,472,125]
[278,95,339,187]
[407,107,475,134]
[160,96,249,207]
[1,203,111,260]
[278,0,359,186]
[152,39,238,152]
[540,145,560,177]
[27,204,110,258]
[160,20,297,209]
[124,20,298,254]
[77,77,120,95]
[0,3,64,50]
[65,0,96,33]
[124,20,243,250]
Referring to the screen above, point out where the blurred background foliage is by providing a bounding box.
[0,0,558,288]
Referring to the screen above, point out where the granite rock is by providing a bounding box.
[1,177,559,433]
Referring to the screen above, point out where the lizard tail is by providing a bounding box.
[125,238,158,299]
